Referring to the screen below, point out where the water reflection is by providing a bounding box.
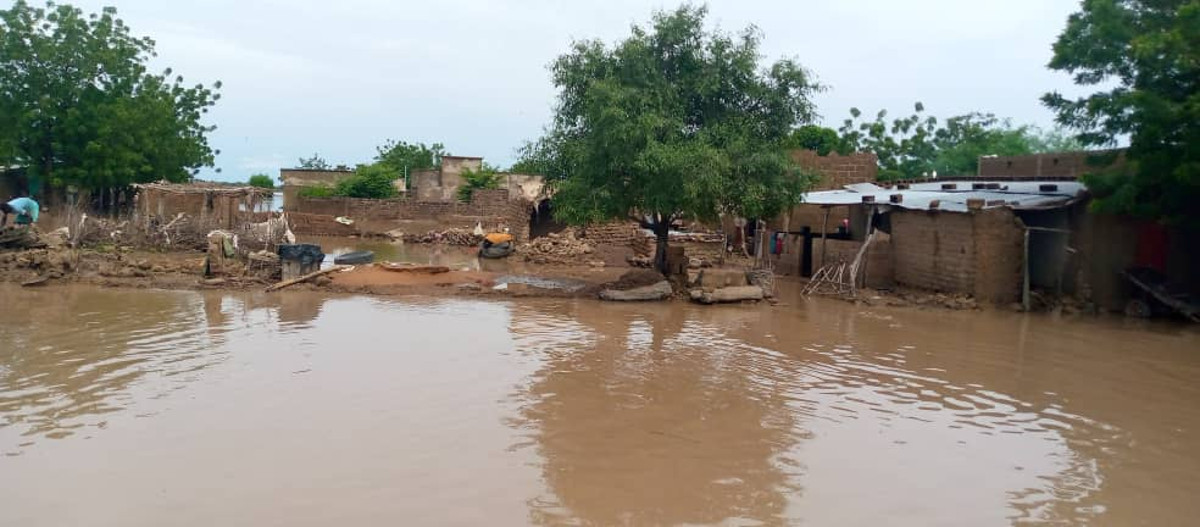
[504,297,1193,525]
[508,301,805,525]
[0,285,1196,525]
[0,287,235,445]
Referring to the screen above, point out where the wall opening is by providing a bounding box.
[529,199,566,239]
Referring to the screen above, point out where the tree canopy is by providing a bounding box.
[297,153,331,170]
[529,5,821,272]
[247,174,274,189]
[0,1,221,196]
[374,140,445,175]
[1043,0,1199,223]
[834,103,1083,180]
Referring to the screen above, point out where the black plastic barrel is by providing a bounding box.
[278,244,325,266]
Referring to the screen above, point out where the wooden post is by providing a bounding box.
[1023,228,1031,311]
[820,207,831,268]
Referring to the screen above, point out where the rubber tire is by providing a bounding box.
[333,250,374,265]
[1124,298,1153,318]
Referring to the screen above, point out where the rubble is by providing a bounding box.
[519,230,594,264]
[691,285,764,304]
[401,228,483,245]
[600,281,673,301]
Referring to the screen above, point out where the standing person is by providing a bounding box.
[0,196,40,227]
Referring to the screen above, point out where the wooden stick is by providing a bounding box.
[265,265,348,292]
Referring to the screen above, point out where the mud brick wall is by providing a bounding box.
[287,189,534,241]
[138,190,248,230]
[972,209,1025,303]
[505,198,534,242]
[581,222,644,249]
[677,240,726,266]
[289,189,513,221]
[286,212,357,236]
[892,211,977,293]
[976,151,1121,179]
[890,209,1024,303]
[762,233,893,287]
[790,150,879,190]
[811,235,894,288]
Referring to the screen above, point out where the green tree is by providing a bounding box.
[247,173,274,189]
[375,140,445,175]
[838,104,1087,179]
[1043,0,1199,222]
[457,163,502,201]
[837,103,939,180]
[297,153,330,170]
[531,5,820,273]
[783,125,842,156]
[335,163,398,199]
[0,1,220,199]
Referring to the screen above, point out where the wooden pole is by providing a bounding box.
[266,265,348,292]
[1022,229,1031,311]
[820,207,831,268]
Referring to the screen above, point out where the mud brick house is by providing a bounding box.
[763,180,1089,306]
[133,182,273,230]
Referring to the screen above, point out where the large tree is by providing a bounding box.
[1043,0,1199,222]
[532,5,820,273]
[0,1,221,200]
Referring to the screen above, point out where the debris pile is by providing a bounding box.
[401,229,483,245]
[520,231,594,264]
[0,227,48,250]
[598,269,672,302]
[667,231,725,243]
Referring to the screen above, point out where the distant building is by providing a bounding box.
[279,168,355,210]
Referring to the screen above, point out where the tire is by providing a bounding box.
[333,250,375,265]
[479,242,514,259]
[1124,298,1153,318]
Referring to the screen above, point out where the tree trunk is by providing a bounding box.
[653,221,670,276]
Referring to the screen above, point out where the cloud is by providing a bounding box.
[65,0,1085,181]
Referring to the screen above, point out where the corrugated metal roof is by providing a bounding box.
[801,180,1087,213]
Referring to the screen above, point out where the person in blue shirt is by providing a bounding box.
[1,196,40,226]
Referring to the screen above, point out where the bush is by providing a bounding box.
[298,185,336,198]
[457,164,502,201]
[248,173,275,189]
[335,163,398,199]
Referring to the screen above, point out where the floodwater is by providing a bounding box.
[1,284,1198,526]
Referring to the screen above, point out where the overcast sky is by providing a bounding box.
[66,0,1088,181]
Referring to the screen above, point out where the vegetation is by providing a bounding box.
[1043,0,1199,223]
[783,125,842,156]
[297,185,336,198]
[457,163,502,201]
[247,173,275,189]
[334,163,398,199]
[0,1,221,199]
[297,153,331,170]
[527,5,820,273]
[833,103,1085,180]
[375,140,445,174]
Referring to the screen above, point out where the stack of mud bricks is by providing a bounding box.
[582,222,645,252]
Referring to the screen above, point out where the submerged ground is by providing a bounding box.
[1,282,1197,526]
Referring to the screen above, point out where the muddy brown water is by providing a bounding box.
[1,284,1198,526]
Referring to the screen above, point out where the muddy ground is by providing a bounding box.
[0,243,649,301]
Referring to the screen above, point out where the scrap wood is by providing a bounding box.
[265,265,349,292]
[379,262,450,274]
